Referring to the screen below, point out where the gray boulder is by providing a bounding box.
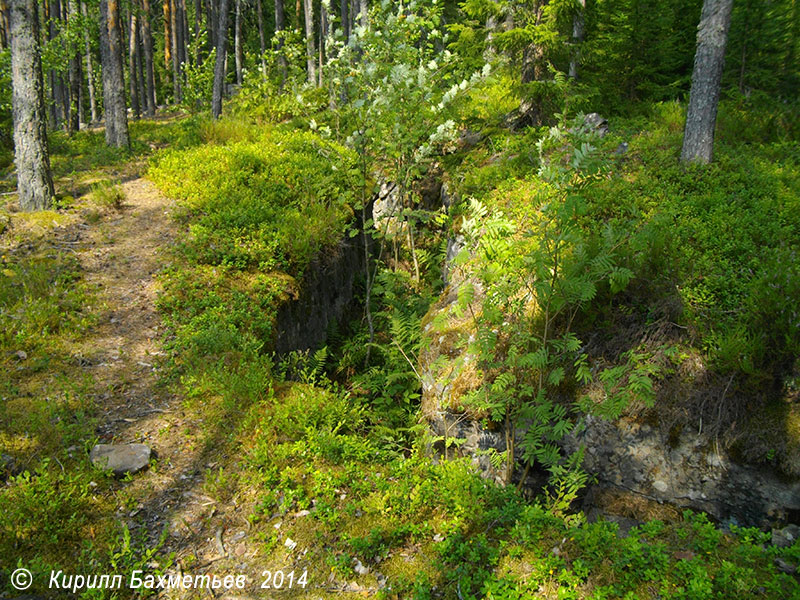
[90,444,151,477]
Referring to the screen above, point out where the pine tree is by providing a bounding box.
[99,0,130,147]
[211,0,229,118]
[10,0,55,210]
[681,0,734,164]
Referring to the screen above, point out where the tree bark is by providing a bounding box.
[140,0,156,114]
[67,0,81,132]
[234,0,242,85]
[45,0,61,128]
[128,5,141,118]
[162,0,171,78]
[10,0,55,210]
[568,0,585,79]
[179,0,189,69]
[303,0,315,85]
[206,0,216,52]
[521,1,547,85]
[255,0,266,79]
[194,0,200,62]
[99,0,130,147]
[318,0,326,86]
[358,0,366,28]
[81,0,98,122]
[274,0,287,84]
[0,0,9,49]
[340,0,348,42]
[681,0,734,164]
[170,0,181,101]
[211,0,229,118]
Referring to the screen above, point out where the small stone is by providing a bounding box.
[653,480,669,493]
[15,349,27,360]
[230,531,246,542]
[353,558,369,576]
[774,557,797,574]
[90,443,151,476]
[772,524,800,548]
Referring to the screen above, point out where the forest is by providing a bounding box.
[1,0,800,598]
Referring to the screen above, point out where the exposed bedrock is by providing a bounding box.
[420,237,800,529]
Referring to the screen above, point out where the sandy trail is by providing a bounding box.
[72,177,265,598]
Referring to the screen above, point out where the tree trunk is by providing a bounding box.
[10,0,55,210]
[568,0,585,79]
[0,0,9,49]
[194,0,200,62]
[140,0,156,114]
[318,0,326,86]
[234,0,242,85]
[255,0,266,79]
[211,0,229,118]
[136,13,146,110]
[162,0,171,82]
[99,0,130,147]
[339,0,347,42]
[206,0,216,52]
[128,6,141,118]
[170,0,181,101]
[81,0,98,122]
[274,0,287,84]
[303,0,315,85]
[46,0,60,128]
[681,0,734,164]
[67,0,81,132]
[358,0,366,27]
[179,0,189,69]
[521,1,547,85]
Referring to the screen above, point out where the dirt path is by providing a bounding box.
[73,178,264,598]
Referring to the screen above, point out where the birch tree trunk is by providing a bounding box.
[234,0,242,85]
[303,0,315,85]
[568,0,585,79]
[99,0,130,147]
[10,0,55,210]
[128,6,141,118]
[211,0,229,118]
[681,0,734,164]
